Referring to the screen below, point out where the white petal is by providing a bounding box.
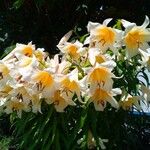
[57,30,73,47]
[107,97,119,109]
[87,21,100,32]
[111,88,122,96]
[139,49,150,62]
[99,61,116,70]
[141,15,149,29]
[67,68,78,81]
[103,18,112,26]
[94,101,106,111]
[121,19,136,29]
[84,36,90,45]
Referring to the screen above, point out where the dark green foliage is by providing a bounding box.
[12,102,150,150]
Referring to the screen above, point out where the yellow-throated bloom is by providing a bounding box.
[57,31,84,61]
[85,19,122,53]
[88,47,113,66]
[0,62,9,80]
[59,69,82,105]
[31,70,55,98]
[90,88,119,111]
[4,99,30,118]
[120,95,142,111]
[122,16,150,59]
[88,63,116,92]
[2,42,35,62]
[0,62,13,91]
[51,90,70,112]
[8,86,32,105]
[4,87,31,117]
[0,85,12,107]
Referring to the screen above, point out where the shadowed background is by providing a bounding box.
[0,0,150,56]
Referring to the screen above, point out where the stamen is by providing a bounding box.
[0,72,3,79]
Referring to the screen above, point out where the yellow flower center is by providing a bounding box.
[22,46,33,57]
[121,97,134,110]
[125,28,144,49]
[95,55,106,64]
[95,26,116,46]
[66,44,80,60]
[33,71,54,90]
[61,78,79,94]
[53,90,65,106]
[0,85,12,96]
[9,101,25,111]
[91,88,110,105]
[89,67,111,85]
[0,64,9,79]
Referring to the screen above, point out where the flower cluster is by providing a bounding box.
[0,17,150,117]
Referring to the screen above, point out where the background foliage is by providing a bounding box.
[0,0,150,150]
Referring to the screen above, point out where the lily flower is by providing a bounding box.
[58,69,82,105]
[119,95,142,111]
[0,62,10,81]
[87,63,116,92]
[89,88,119,111]
[85,19,123,53]
[57,31,84,61]
[4,99,30,118]
[88,47,114,66]
[122,16,150,59]
[30,70,56,99]
[2,42,35,62]
[51,90,71,112]
[0,61,14,90]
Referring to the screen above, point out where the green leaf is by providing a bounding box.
[13,0,24,9]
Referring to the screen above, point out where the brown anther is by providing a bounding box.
[100,39,106,46]
[16,93,23,101]
[0,72,3,79]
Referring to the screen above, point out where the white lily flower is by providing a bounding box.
[122,16,150,59]
[87,63,116,92]
[58,69,82,105]
[85,19,123,53]
[30,70,56,99]
[57,31,84,61]
[0,62,15,90]
[119,94,142,111]
[88,47,114,66]
[4,98,30,118]
[58,40,83,61]
[89,88,120,111]
[7,86,32,105]
[2,42,35,62]
[51,90,70,112]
